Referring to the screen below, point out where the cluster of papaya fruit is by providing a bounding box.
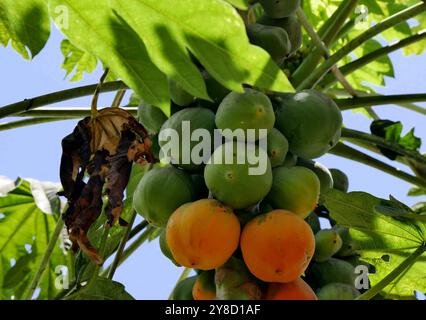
[131,0,363,300]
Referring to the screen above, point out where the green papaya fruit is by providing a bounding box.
[266,128,289,167]
[307,258,356,287]
[247,23,291,62]
[282,152,298,167]
[314,229,343,262]
[297,159,334,195]
[258,15,302,55]
[215,257,262,300]
[172,276,197,300]
[259,0,301,19]
[332,226,359,258]
[159,229,180,266]
[216,88,275,141]
[316,283,360,300]
[330,168,349,192]
[275,90,343,159]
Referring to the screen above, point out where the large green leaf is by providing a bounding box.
[224,0,250,10]
[60,39,98,82]
[0,178,73,300]
[49,0,170,113]
[0,0,50,59]
[324,190,426,299]
[65,277,134,300]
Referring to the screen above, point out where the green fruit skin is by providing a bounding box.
[133,167,195,227]
[305,212,321,234]
[137,102,168,135]
[314,229,343,262]
[216,88,275,141]
[215,257,262,300]
[316,283,360,300]
[267,166,320,219]
[247,23,291,62]
[258,15,302,55]
[297,159,333,195]
[260,0,301,19]
[168,78,194,107]
[308,258,356,287]
[330,168,349,192]
[332,226,360,258]
[275,90,343,159]
[282,152,298,167]
[159,229,180,266]
[198,270,216,295]
[173,276,196,300]
[204,141,273,209]
[159,107,216,171]
[266,128,289,168]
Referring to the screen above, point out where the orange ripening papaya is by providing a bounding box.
[264,278,318,300]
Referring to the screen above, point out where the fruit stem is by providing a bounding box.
[168,267,192,300]
[318,30,426,89]
[297,2,426,90]
[22,217,65,300]
[292,0,359,86]
[341,128,426,166]
[0,81,128,119]
[0,117,72,132]
[356,244,426,300]
[329,143,426,189]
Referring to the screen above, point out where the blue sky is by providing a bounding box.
[0,26,425,299]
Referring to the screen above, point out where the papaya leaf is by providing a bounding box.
[0,178,73,300]
[60,39,98,82]
[408,186,426,197]
[324,189,426,299]
[65,277,134,300]
[49,0,170,113]
[0,0,50,59]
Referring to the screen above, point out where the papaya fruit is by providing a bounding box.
[159,107,216,171]
[247,23,291,62]
[240,209,315,283]
[258,15,302,55]
[204,141,273,209]
[297,159,333,195]
[305,212,321,234]
[313,229,343,262]
[266,128,289,167]
[307,258,356,287]
[264,278,317,300]
[133,166,195,227]
[330,168,349,192]
[275,90,343,159]
[137,102,168,135]
[166,199,241,270]
[316,283,360,300]
[193,270,216,300]
[267,166,320,219]
[159,229,180,266]
[172,276,196,300]
[259,0,301,19]
[168,78,195,107]
[332,226,359,258]
[215,88,275,141]
[215,257,262,300]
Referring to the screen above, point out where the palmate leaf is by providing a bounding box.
[60,39,98,82]
[324,190,426,299]
[0,0,50,59]
[65,277,134,300]
[48,0,293,115]
[0,178,73,300]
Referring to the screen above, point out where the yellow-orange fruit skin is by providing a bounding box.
[192,277,216,300]
[240,209,315,283]
[166,199,241,270]
[264,278,318,300]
